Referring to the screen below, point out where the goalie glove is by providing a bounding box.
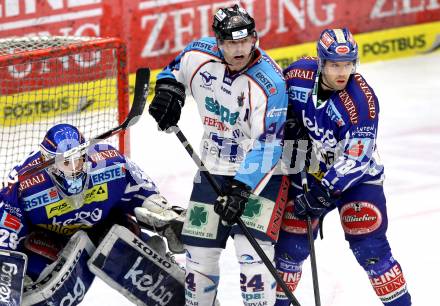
[134,194,186,254]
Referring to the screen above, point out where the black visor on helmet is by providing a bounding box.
[212,5,256,41]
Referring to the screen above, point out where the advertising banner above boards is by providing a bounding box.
[138,19,440,101]
[0,0,439,101]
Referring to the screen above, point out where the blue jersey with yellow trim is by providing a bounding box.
[0,145,158,252]
[284,57,384,193]
[158,37,287,192]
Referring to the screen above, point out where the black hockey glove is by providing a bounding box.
[214,179,251,225]
[149,78,186,131]
[294,183,334,219]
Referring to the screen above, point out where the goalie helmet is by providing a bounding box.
[212,4,256,41]
[317,28,359,71]
[40,124,89,208]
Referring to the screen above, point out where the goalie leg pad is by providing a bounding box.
[22,230,96,306]
[88,225,185,306]
[0,250,27,306]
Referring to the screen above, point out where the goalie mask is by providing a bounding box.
[40,124,89,209]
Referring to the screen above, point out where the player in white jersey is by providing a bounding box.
[149,5,289,306]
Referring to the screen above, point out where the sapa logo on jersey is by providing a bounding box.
[204,97,239,125]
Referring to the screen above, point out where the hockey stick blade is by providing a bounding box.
[16,68,150,182]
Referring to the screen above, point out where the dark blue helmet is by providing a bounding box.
[40,124,88,205]
[317,28,358,65]
[41,124,85,157]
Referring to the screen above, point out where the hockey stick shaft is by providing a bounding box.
[17,68,150,182]
[172,126,301,306]
[300,172,321,306]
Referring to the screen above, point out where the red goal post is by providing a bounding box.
[0,36,129,184]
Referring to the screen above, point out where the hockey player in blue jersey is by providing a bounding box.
[275,28,411,305]
[148,4,289,306]
[0,123,185,306]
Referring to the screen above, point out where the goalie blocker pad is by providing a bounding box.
[22,231,96,306]
[88,225,185,306]
[0,250,27,306]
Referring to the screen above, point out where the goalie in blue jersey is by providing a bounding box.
[0,123,185,306]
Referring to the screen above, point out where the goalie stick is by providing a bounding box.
[170,125,301,306]
[16,68,150,183]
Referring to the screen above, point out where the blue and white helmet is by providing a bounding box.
[317,28,359,71]
[40,124,89,206]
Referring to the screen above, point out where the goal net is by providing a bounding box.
[0,36,129,184]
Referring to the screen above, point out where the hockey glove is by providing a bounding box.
[149,78,186,131]
[294,183,334,219]
[214,179,251,225]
